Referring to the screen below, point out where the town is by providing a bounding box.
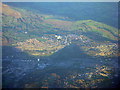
[14,33,118,57]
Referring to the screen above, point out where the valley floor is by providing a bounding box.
[2,46,119,88]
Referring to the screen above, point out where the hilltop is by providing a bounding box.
[0,3,21,18]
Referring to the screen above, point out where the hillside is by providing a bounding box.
[2,3,118,57]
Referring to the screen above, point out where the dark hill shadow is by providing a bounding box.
[2,46,40,60]
[50,44,92,61]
